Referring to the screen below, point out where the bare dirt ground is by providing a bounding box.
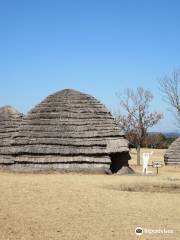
[0,149,180,240]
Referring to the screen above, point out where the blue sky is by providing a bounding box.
[0,0,180,132]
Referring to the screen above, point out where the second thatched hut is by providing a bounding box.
[164,137,180,165]
[0,106,23,164]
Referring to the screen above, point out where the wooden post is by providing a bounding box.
[137,144,141,166]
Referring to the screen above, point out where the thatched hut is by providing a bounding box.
[11,89,131,173]
[0,106,23,164]
[164,137,180,165]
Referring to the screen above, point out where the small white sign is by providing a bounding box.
[153,161,163,168]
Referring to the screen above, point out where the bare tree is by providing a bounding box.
[116,87,163,165]
[159,69,180,127]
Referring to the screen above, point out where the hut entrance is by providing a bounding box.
[110,152,130,173]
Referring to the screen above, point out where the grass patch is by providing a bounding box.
[105,182,180,193]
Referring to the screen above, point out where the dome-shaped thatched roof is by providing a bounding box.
[164,137,180,165]
[0,106,23,164]
[11,89,130,172]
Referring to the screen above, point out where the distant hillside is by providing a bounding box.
[162,132,180,138]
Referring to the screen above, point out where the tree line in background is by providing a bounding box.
[116,68,180,165]
[129,132,177,149]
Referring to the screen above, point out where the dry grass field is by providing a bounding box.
[0,149,180,240]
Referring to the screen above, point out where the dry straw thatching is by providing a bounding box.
[0,106,23,164]
[10,89,131,173]
[164,137,180,165]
